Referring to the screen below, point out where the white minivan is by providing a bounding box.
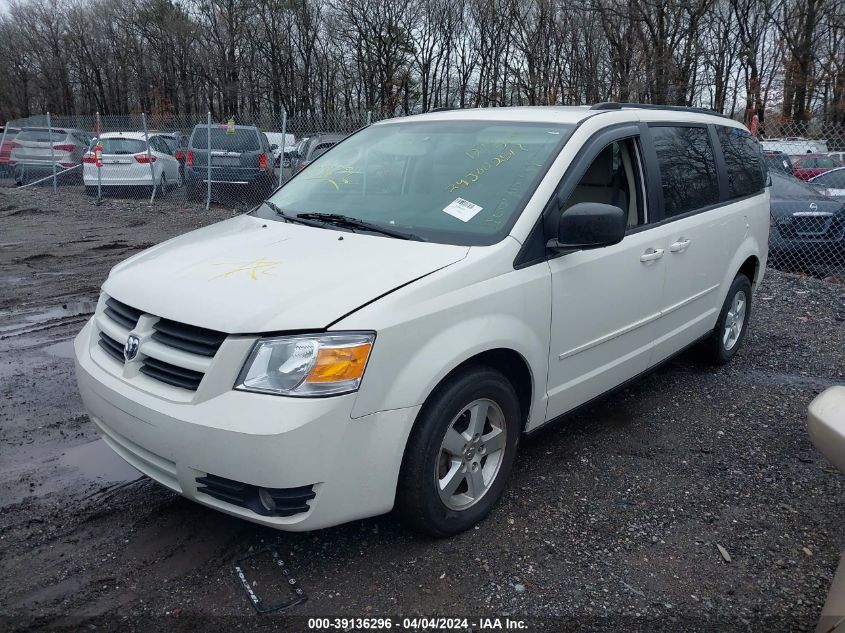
[74,104,769,536]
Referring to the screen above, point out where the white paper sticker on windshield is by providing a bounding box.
[443,197,483,222]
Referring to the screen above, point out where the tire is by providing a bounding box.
[396,366,522,537]
[701,273,752,365]
[85,186,97,197]
[152,174,166,198]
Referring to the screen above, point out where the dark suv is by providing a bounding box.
[184,124,277,201]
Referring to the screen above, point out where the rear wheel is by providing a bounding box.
[85,186,97,197]
[701,273,752,365]
[153,174,166,198]
[396,366,521,537]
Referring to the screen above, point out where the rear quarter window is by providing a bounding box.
[651,126,719,217]
[717,126,765,199]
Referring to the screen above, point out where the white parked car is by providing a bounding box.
[83,132,182,196]
[760,137,829,155]
[74,104,769,536]
[266,132,296,166]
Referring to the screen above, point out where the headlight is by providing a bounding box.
[235,332,375,396]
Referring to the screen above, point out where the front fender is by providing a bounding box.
[340,258,552,430]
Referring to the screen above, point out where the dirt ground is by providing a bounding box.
[0,185,843,632]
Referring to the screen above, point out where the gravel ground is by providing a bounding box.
[0,186,843,632]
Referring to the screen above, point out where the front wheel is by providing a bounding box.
[396,366,521,537]
[701,273,752,364]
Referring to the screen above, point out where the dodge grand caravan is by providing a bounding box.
[74,104,769,536]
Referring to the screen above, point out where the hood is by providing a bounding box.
[103,215,469,333]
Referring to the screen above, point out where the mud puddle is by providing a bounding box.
[0,300,96,337]
[44,338,75,359]
[0,439,141,508]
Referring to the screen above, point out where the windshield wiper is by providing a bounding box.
[261,201,326,228]
[296,212,426,241]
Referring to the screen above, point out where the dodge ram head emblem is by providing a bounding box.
[124,334,140,361]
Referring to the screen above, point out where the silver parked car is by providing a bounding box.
[12,127,93,184]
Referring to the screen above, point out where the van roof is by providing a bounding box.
[377,104,744,129]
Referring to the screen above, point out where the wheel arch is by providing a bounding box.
[420,348,534,432]
[738,254,760,287]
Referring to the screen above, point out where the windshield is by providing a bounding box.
[191,127,260,151]
[770,172,827,199]
[258,120,572,245]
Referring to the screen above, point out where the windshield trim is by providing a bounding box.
[260,120,573,246]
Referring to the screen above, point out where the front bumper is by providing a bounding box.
[73,318,419,530]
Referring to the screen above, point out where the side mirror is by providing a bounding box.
[551,202,627,250]
[270,144,278,151]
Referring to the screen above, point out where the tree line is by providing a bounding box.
[0,0,843,132]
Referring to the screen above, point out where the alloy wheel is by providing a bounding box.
[435,398,507,511]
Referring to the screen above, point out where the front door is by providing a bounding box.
[545,134,668,419]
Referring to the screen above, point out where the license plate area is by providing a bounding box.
[213,156,241,166]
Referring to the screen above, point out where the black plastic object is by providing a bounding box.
[233,545,307,613]
[196,474,315,516]
[555,202,627,249]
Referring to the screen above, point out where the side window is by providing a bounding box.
[651,126,719,217]
[563,138,646,228]
[717,126,765,198]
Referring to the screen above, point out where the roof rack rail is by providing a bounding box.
[590,102,729,119]
[430,107,458,112]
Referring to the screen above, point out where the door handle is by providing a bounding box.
[639,248,665,262]
[669,238,691,252]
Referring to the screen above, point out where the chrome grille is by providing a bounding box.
[103,297,143,330]
[97,295,226,392]
[97,331,125,363]
[152,318,226,357]
[139,357,204,390]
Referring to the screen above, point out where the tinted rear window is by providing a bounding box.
[652,126,719,217]
[191,127,260,151]
[16,129,69,143]
[717,126,765,198]
[99,138,147,154]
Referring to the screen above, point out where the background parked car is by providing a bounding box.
[808,167,845,200]
[768,171,845,268]
[761,137,829,154]
[83,132,182,196]
[184,123,277,202]
[763,150,793,175]
[292,133,347,172]
[150,132,188,180]
[11,127,92,184]
[791,154,844,181]
[265,132,296,167]
[0,126,20,177]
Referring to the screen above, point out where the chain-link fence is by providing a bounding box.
[0,110,380,210]
[1,112,844,281]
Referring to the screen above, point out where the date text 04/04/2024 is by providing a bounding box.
[307,617,528,630]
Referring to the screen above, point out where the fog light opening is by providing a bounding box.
[258,487,277,513]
